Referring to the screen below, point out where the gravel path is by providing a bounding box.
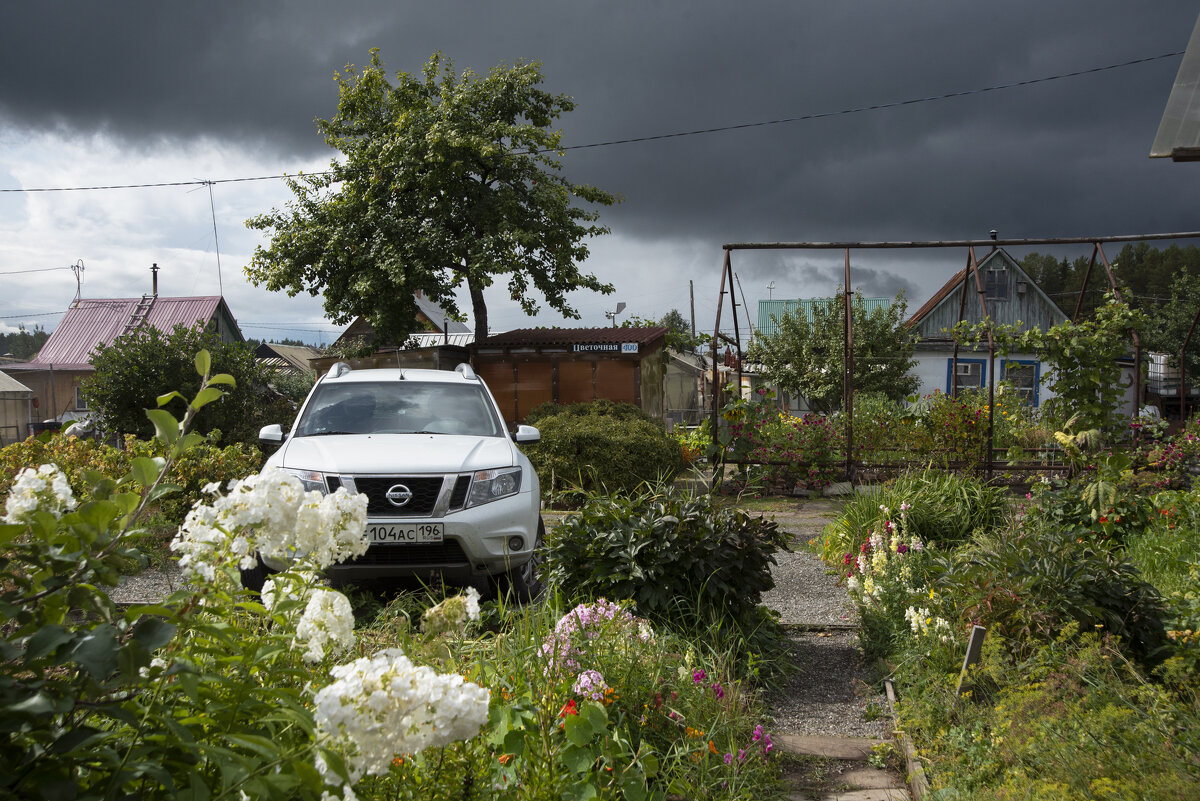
[758,503,890,740]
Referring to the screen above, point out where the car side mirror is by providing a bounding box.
[259,423,285,444]
[512,425,540,444]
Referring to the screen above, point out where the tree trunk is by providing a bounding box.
[468,273,489,342]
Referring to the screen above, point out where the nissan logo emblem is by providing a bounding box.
[385,484,413,507]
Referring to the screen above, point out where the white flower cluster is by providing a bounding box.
[3,464,78,524]
[312,649,490,787]
[296,588,356,663]
[170,469,368,585]
[904,606,954,642]
[420,587,481,636]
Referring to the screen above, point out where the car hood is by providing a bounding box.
[271,433,519,475]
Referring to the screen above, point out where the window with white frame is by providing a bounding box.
[1002,360,1039,405]
[74,385,88,410]
[947,358,986,395]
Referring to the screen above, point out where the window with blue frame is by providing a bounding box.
[946,358,987,395]
[1001,359,1040,405]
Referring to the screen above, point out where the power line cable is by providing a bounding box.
[0,50,1183,194]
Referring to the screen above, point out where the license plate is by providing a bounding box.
[366,522,444,544]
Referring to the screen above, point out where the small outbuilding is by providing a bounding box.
[473,327,668,425]
[0,370,34,446]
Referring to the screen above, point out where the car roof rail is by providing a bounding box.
[455,362,478,380]
[327,361,352,379]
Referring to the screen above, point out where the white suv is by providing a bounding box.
[253,362,544,598]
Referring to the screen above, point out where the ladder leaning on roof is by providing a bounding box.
[121,294,156,337]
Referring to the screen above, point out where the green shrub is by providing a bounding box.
[542,483,789,647]
[939,523,1168,669]
[820,469,1006,564]
[0,431,263,528]
[527,402,683,495]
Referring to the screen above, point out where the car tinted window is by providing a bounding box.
[295,381,503,437]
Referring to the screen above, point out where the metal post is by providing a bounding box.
[843,249,855,483]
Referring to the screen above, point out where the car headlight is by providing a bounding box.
[281,468,328,494]
[467,467,521,507]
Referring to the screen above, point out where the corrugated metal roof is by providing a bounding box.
[757,297,891,339]
[33,296,227,366]
[404,332,476,348]
[480,326,668,347]
[255,343,322,372]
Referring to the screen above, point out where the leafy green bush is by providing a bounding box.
[81,321,277,444]
[820,469,1006,564]
[716,389,844,492]
[940,524,1168,668]
[526,401,684,495]
[0,431,264,528]
[542,483,789,645]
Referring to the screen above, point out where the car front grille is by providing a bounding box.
[354,476,445,516]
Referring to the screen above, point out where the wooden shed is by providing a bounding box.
[473,327,668,425]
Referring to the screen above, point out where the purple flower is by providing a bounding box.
[692,668,707,684]
[724,752,733,765]
[711,682,725,699]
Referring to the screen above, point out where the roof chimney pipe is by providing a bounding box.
[989,230,998,252]
[151,263,159,296]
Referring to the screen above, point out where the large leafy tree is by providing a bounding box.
[747,292,918,413]
[81,324,279,443]
[246,50,618,343]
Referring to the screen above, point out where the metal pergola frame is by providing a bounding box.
[711,231,1200,484]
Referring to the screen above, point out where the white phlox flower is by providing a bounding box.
[312,649,490,787]
[3,464,78,524]
[296,588,356,663]
[169,469,368,586]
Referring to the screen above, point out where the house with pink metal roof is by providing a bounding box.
[1,292,242,431]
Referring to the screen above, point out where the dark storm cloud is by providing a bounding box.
[2,1,1198,258]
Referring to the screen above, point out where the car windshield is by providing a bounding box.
[294,380,504,438]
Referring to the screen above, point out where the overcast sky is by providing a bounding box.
[2,1,1198,346]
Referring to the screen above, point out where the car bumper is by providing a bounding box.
[313,489,539,582]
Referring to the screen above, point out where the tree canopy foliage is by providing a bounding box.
[246,50,618,343]
[747,292,918,413]
[81,324,280,443]
[0,326,49,361]
[1021,243,1200,372]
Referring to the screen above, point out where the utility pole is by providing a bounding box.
[689,280,696,340]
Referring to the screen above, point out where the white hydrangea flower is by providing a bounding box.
[3,464,78,524]
[296,588,356,663]
[312,649,490,786]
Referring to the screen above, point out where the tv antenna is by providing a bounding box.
[70,259,85,301]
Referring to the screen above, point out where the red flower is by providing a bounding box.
[559,699,578,718]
